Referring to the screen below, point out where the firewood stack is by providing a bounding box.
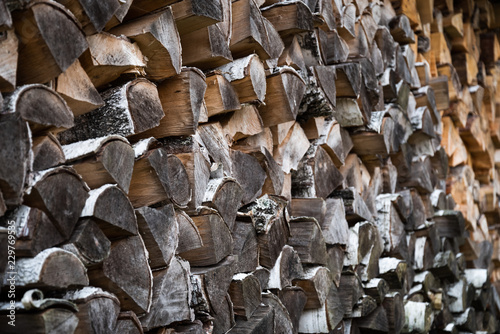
[2,0,500,332]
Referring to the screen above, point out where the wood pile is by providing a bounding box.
[1,0,500,333]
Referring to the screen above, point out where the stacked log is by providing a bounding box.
[1,0,500,333]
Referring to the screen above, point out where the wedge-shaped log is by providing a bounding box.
[175,209,203,254]
[288,217,327,265]
[434,210,465,238]
[5,248,88,289]
[378,257,407,290]
[190,255,236,331]
[230,149,266,204]
[178,209,233,266]
[262,292,295,334]
[88,235,152,314]
[56,0,120,35]
[140,257,193,330]
[203,177,243,230]
[232,220,259,271]
[0,308,79,334]
[58,79,164,144]
[13,0,88,84]
[274,122,310,173]
[229,273,262,320]
[298,283,344,333]
[171,0,223,35]
[134,68,206,138]
[55,60,104,117]
[267,245,304,290]
[205,72,241,117]
[3,206,65,257]
[228,304,274,333]
[0,114,31,206]
[258,67,306,127]
[294,266,332,309]
[24,167,89,239]
[239,195,289,268]
[110,8,181,81]
[217,54,267,104]
[80,32,146,89]
[113,311,142,334]
[317,28,349,65]
[0,29,17,91]
[64,287,120,334]
[125,0,178,20]
[221,104,263,141]
[80,184,138,240]
[298,66,336,120]
[292,144,343,199]
[33,134,65,172]
[230,0,284,60]
[62,219,111,267]
[404,301,433,333]
[63,136,134,193]
[129,148,192,208]
[322,198,349,246]
[4,84,74,134]
[331,187,373,224]
[136,205,178,269]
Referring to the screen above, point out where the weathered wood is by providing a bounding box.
[88,235,153,314]
[230,149,266,204]
[171,0,223,35]
[79,32,146,89]
[110,8,181,81]
[63,136,134,193]
[229,273,261,319]
[24,167,89,239]
[140,257,193,330]
[13,0,88,84]
[136,205,178,269]
[0,28,17,91]
[4,247,88,290]
[58,79,164,144]
[62,219,111,267]
[64,286,121,334]
[267,244,304,290]
[288,216,327,265]
[178,209,233,266]
[4,84,74,134]
[129,148,192,208]
[80,184,137,240]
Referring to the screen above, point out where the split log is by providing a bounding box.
[273,122,310,173]
[230,149,267,204]
[221,104,263,141]
[134,68,206,138]
[178,209,233,266]
[232,219,259,273]
[169,0,223,36]
[104,0,133,30]
[80,184,137,240]
[63,136,134,193]
[4,247,88,290]
[258,67,306,127]
[0,114,31,206]
[198,122,232,173]
[140,257,193,330]
[79,32,146,89]
[54,59,104,117]
[364,278,390,304]
[129,148,192,208]
[58,79,164,144]
[124,0,178,21]
[355,305,389,333]
[136,205,178,269]
[62,219,111,267]
[204,72,241,117]
[262,292,295,334]
[159,136,211,209]
[110,8,182,81]
[3,206,65,257]
[64,286,120,334]
[430,251,459,281]
[239,195,289,268]
[24,167,89,239]
[4,84,74,134]
[288,216,327,265]
[331,187,373,224]
[292,143,342,199]
[230,0,284,60]
[321,198,349,246]
[298,66,336,120]
[267,244,304,290]
[434,210,466,238]
[13,0,88,84]
[227,304,273,333]
[190,256,236,331]
[175,209,203,254]
[32,133,66,172]
[229,273,261,319]
[0,308,79,334]
[378,257,407,290]
[298,283,344,333]
[203,177,243,230]
[55,0,119,35]
[293,266,332,309]
[88,235,153,314]
[216,54,266,104]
